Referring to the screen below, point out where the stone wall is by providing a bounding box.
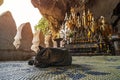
[31,30,45,53]
[0,50,35,61]
[87,0,120,33]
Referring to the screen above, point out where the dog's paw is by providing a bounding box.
[28,60,34,65]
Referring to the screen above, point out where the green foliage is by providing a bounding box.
[35,17,49,35]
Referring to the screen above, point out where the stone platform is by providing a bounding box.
[0,56,120,80]
[0,50,35,61]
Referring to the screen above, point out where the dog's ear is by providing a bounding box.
[42,48,51,59]
[39,46,44,50]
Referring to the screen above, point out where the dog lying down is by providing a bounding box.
[28,46,72,68]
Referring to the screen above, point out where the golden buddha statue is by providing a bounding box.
[81,10,87,27]
[87,9,93,26]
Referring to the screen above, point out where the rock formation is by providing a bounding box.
[31,0,120,33]
[13,22,33,51]
[0,11,17,50]
[0,11,35,61]
[31,0,81,32]
[87,0,120,33]
[45,34,53,47]
[31,30,45,53]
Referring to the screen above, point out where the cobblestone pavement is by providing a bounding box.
[0,56,120,80]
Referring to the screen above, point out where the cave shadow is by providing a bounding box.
[45,64,110,79]
[111,2,120,31]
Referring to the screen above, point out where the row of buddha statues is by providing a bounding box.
[55,3,114,53]
[63,5,113,45]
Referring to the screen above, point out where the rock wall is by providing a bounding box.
[0,50,35,61]
[18,22,33,51]
[0,11,17,50]
[45,34,53,47]
[31,0,81,31]
[31,30,45,53]
[88,0,119,24]
[87,0,117,18]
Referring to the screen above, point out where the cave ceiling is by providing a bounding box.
[31,0,120,33]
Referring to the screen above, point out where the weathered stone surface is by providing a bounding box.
[31,30,45,53]
[18,22,33,51]
[45,34,53,47]
[87,0,120,33]
[0,12,35,61]
[0,11,17,50]
[0,50,35,61]
[31,0,81,31]
[87,0,119,24]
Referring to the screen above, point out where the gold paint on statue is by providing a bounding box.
[63,2,113,47]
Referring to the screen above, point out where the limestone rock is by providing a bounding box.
[31,30,45,53]
[45,34,53,47]
[0,12,34,61]
[87,0,119,23]
[0,11,17,50]
[31,0,81,30]
[14,22,33,51]
[87,0,120,33]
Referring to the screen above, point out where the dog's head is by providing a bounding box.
[34,46,51,65]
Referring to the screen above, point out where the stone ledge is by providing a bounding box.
[0,49,35,61]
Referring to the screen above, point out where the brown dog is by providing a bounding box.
[28,46,72,68]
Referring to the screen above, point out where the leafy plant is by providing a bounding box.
[35,17,50,35]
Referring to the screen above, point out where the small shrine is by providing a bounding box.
[59,2,114,55]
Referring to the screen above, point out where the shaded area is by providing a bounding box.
[67,73,86,80]
[86,71,110,76]
[111,2,120,31]
[116,66,120,69]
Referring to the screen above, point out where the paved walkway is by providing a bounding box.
[0,56,120,80]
